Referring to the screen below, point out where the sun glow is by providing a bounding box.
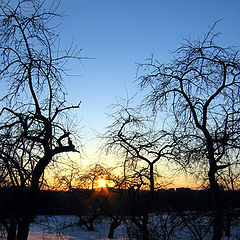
[97,178,106,188]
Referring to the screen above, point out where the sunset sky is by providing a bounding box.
[56,0,240,183]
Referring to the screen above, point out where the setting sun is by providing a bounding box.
[97,178,106,188]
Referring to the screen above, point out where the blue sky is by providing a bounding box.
[57,0,240,162]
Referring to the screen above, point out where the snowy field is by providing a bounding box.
[30,215,128,240]
[1,214,240,239]
[1,215,128,240]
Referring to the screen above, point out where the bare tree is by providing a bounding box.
[51,158,82,191]
[103,99,174,199]
[137,22,240,240]
[78,163,114,190]
[0,1,83,239]
[102,99,176,240]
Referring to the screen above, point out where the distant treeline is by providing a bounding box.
[0,187,240,216]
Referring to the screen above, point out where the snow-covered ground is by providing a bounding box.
[29,215,128,240]
[1,214,240,239]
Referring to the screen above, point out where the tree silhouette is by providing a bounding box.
[102,99,176,240]
[137,22,240,240]
[103,99,174,199]
[0,1,83,239]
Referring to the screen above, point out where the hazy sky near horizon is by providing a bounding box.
[57,0,240,164]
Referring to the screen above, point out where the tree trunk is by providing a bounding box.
[212,207,223,240]
[16,221,30,240]
[132,214,149,240]
[88,220,94,231]
[108,217,122,238]
[16,190,35,240]
[149,163,154,200]
[108,224,115,239]
[208,168,223,240]
[142,214,149,240]
[6,221,16,240]
[204,132,223,240]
